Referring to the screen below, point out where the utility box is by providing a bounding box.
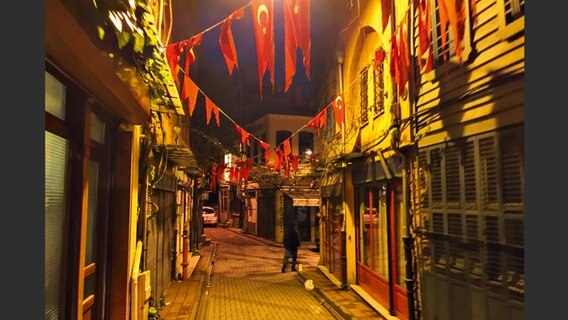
[138,270,151,320]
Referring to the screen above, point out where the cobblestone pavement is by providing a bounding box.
[201,228,336,320]
[160,227,389,320]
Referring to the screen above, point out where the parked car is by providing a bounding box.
[201,206,218,227]
[363,208,379,225]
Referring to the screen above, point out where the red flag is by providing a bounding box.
[417,0,434,74]
[374,47,387,70]
[284,0,311,93]
[229,167,238,182]
[219,9,244,76]
[251,0,275,98]
[166,42,183,85]
[210,163,218,191]
[217,163,227,181]
[283,138,292,157]
[205,96,220,126]
[259,140,271,164]
[183,33,203,75]
[381,0,392,32]
[438,0,467,60]
[307,109,327,136]
[390,14,410,93]
[234,124,251,146]
[181,75,199,116]
[274,147,282,172]
[291,155,299,173]
[332,96,345,129]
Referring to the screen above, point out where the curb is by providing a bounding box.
[188,244,215,320]
[295,271,353,320]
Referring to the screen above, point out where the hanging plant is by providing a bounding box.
[92,0,173,108]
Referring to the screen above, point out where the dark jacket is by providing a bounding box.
[283,227,300,251]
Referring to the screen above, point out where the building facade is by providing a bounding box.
[316,1,524,320]
[45,0,199,319]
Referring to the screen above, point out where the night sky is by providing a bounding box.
[170,0,342,123]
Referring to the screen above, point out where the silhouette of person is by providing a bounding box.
[282,224,301,273]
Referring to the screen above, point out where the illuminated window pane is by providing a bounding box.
[45,71,66,120]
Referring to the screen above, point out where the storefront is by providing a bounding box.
[319,172,344,284]
[282,189,320,243]
[352,154,409,320]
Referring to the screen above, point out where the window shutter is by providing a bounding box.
[360,67,369,124]
[445,145,461,207]
[418,151,429,208]
[500,128,524,213]
[430,148,443,207]
[479,136,499,210]
[463,140,477,210]
[433,213,446,272]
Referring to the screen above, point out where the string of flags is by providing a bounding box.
[165,0,474,189]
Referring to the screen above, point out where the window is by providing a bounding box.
[298,131,314,159]
[276,130,291,148]
[418,127,524,301]
[373,60,385,116]
[430,0,473,64]
[359,67,369,125]
[497,0,525,40]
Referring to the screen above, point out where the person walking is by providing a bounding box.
[282,224,301,273]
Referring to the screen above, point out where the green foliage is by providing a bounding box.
[92,0,172,107]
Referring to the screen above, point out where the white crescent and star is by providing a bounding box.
[335,96,344,110]
[257,4,269,34]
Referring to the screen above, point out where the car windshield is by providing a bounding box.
[202,207,215,214]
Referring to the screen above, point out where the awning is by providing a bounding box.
[282,189,320,207]
[320,171,343,197]
[156,144,199,175]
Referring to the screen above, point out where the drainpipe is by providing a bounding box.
[182,186,190,279]
[131,241,143,320]
[395,148,416,320]
[336,47,348,290]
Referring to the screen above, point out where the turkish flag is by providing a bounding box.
[332,95,345,129]
[381,0,392,32]
[219,9,244,76]
[217,163,227,181]
[274,147,282,172]
[307,109,326,136]
[166,42,183,85]
[240,161,249,181]
[284,0,311,93]
[259,140,271,164]
[438,0,467,60]
[291,155,299,173]
[390,14,410,93]
[181,75,199,117]
[417,0,434,74]
[183,33,203,75]
[229,167,237,182]
[283,138,292,157]
[234,123,251,146]
[251,0,275,98]
[205,96,220,126]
